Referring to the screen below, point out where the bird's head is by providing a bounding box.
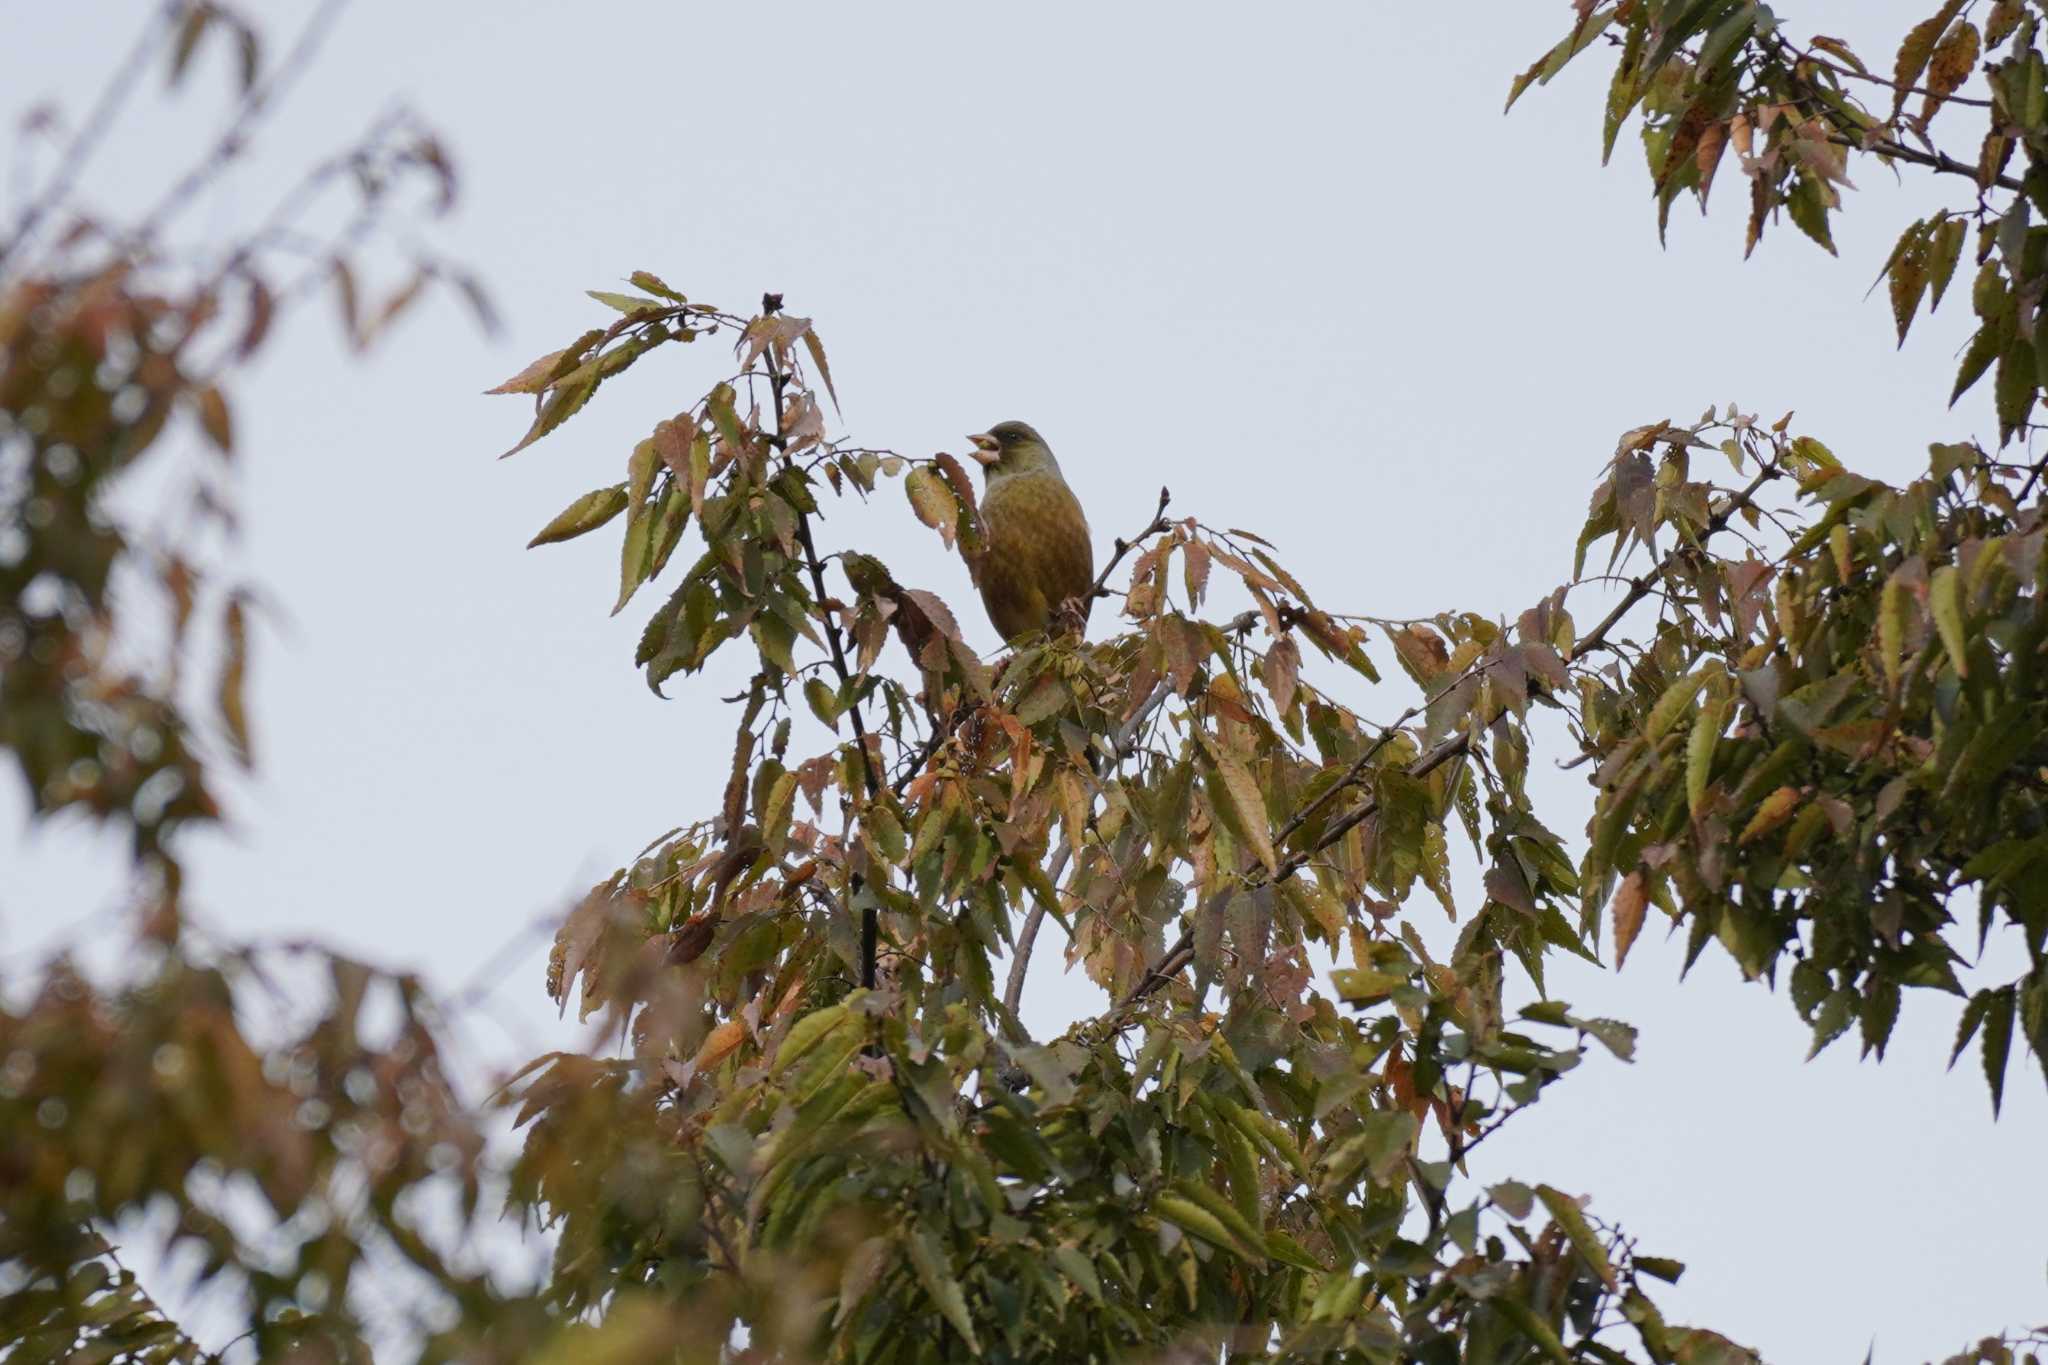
[967,420,1061,482]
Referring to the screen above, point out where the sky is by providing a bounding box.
[3,3,2044,1360]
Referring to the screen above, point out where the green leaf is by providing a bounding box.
[1995,335,2036,443]
[1536,1184,1618,1290]
[1952,323,2002,405]
[1647,671,1709,743]
[906,1225,980,1354]
[1929,564,1969,677]
[1201,736,1277,873]
[1982,985,2015,1116]
[805,676,841,730]
[1927,216,1966,309]
[1785,172,1837,255]
[527,485,628,548]
[587,289,663,315]
[1887,221,1930,346]
[629,270,685,301]
[1505,7,1620,111]
[1686,697,1725,817]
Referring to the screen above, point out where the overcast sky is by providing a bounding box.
[4,3,2044,1360]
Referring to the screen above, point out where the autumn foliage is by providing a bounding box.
[5,4,2048,1364]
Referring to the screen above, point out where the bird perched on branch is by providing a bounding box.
[967,421,1094,643]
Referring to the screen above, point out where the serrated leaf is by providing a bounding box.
[1996,335,2036,443]
[805,676,841,729]
[1952,323,2001,405]
[1536,1185,1617,1290]
[1203,738,1276,873]
[1737,785,1801,844]
[905,465,959,549]
[1930,564,1969,677]
[1647,671,1708,743]
[1982,985,2014,1115]
[529,484,628,548]
[1686,697,1724,817]
[801,328,840,414]
[906,1226,980,1353]
[1928,216,1966,309]
[1878,573,1910,690]
[1829,522,1854,582]
[629,270,684,300]
[1611,871,1647,970]
[1888,223,1930,346]
[1894,1,1968,113]
[587,289,663,315]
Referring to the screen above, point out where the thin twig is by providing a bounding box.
[130,0,355,248]
[0,1,177,268]
[1088,486,1173,603]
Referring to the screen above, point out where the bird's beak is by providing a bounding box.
[967,432,1000,467]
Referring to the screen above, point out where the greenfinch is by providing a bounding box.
[967,421,1094,642]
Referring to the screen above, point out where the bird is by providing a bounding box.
[966,421,1095,643]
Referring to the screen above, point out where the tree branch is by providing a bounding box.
[0,1,176,268]
[761,295,884,988]
[1112,455,1786,1016]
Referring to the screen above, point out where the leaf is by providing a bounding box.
[805,676,841,730]
[629,270,684,301]
[1156,1194,1257,1261]
[1611,871,1647,969]
[1951,323,2001,405]
[1203,738,1277,873]
[1646,671,1708,743]
[1263,636,1301,714]
[1982,985,2015,1116]
[1995,335,2037,444]
[1828,522,1854,583]
[1887,222,1930,347]
[487,346,571,395]
[529,485,629,548]
[905,465,959,549]
[1183,539,1212,606]
[905,1226,980,1354]
[1930,564,1969,677]
[1737,786,1801,844]
[501,372,598,458]
[1927,215,1966,310]
[1893,0,1968,114]
[586,289,662,315]
[1536,1185,1617,1290]
[801,328,841,414]
[1878,573,1910,690]
[195,385,233,455]
[1685,697,1724,817]
[1921,20,1981,114]
[218,596,252,766]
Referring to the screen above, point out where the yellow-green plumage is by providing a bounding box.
[968,421,1094,642]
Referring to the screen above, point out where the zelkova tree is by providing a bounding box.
[5,3,2048,1364]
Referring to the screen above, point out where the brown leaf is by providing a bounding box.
[215,595,253,766]
[1612,871,1647,969]
[905,465,959,549]
[1263,636,1301,714]
[1203,737,1276,873]
[1183,539,1212,607]
[195,385,233,455]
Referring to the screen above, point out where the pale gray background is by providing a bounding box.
[3,3,2043,1360]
